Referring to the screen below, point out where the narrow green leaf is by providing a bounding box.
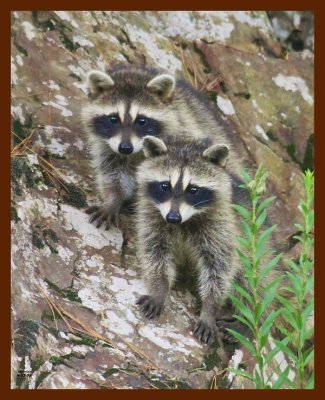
[232,282,254,304]
[254,369,263,388]
[294,223,304,232]
[256,196,276,215]
[228,294,256,328]
[260,309,282,337]
[241,169,251,183]
[255,210,267,230]
[227,368,254,382]
[303,349,314,367]
[241,220,253,242]
[273,339,298,362]
[306,372,314,389]
[262,276,282,293]
[264,337,290,364]
[306,211,314,234]
[286,271,303,292]
[302,299,314,324]
[226,328,257,356]
[257,225,277,248]
[281,308,299,331]
[260,287,278,315]
[260,334,268,348]
[235,236,251,251]
[276,294,297,315]
[259,253,282,281]
[272,366,290,389]
[233,314,255,331]
[304,275,314,297]
[232,204,251,221]
[284,258,300,273]
[302,327,314,343]
[236,249,252,270]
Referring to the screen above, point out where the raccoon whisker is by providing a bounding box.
[193,200,213,208]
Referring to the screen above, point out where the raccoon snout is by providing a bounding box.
[118,143,134,155]
[166,211,182,224]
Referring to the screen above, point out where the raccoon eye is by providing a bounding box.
[137,116,148,126]
[188,185,199,195]
[109,115,119,124]
[160,181,170,191]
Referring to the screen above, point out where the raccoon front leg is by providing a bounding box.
[87,168,134,230]
[136,234,175,319]
[194,245,234,344]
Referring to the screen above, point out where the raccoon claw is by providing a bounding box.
[86,205,99,215]
[136,295,164,319]
[216,319,249,344]
[86,205,119,230]
[194,320,217,345]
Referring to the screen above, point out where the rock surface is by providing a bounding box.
[11,11,313,389]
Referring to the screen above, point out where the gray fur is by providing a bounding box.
[81,64,239,229]
[135,136,244,344]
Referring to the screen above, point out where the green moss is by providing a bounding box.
[302,134,314,172]
[50,352,85,366]
[30,358,44,372]
[286,143,300,165]
[265,130,278,142]
[31,11,56,31]
[42,309,63,322]
[35,371,51,388]
[11,157,26,179]
[70,332,98,347]
[207,92,217,102]
[44,279,81,303]
[14,320,40,358]
[11,206,20,223]
[16,358,28,388]
[193,42,211,74]
[59,32,80,52]
[13,34,29,57]
[103,367,122,378]
[32,230,45,249]
[43,229,59,242]
[12,117,33,145]
[43,228,60,254]
[61,182,87,209]
[61,288,81,302]
[11,157,39,194]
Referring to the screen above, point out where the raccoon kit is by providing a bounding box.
[135,135,248,344]
[81,65,234,229]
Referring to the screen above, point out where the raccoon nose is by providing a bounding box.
[166,211,182,224]
[118,143,134,154]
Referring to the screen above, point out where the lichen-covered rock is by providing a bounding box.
[11,11,313,389]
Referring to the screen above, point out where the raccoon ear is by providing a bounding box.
[202,144,229,167]
[147,74,175,98]
[87,70,114,96]
[143,136,168,158]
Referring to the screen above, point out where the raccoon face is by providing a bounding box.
[141,136,230,224]
[82,69,175,156]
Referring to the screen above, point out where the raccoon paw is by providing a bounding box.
[86,205,119,230]
[136,295,164,319]
[193,320,217,345]
[216,318,250,344]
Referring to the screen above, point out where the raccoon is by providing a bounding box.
[135,135,247,344]
[81,65,237,229]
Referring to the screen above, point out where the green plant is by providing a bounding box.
[227,167,284,389]
[227,168,314,389]
[276,170,314,389]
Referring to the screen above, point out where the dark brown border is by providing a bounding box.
[6,1,322,399]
